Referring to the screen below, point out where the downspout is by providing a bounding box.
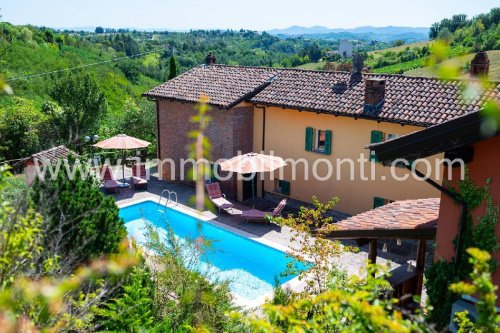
[255,105,266,197]
[155,99,161,160]
[405,166,468,267]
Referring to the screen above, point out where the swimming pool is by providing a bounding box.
[119,199,307,301]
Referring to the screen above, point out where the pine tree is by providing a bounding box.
[167,56,178,80]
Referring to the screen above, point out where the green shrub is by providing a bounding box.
[144,223,234,332]
[30,163,126,273]
[95,265,155,332]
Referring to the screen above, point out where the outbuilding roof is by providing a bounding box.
[28,145,78,164]
[327,198,440,240]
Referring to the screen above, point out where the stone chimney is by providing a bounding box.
[364,78,386,107]
[351,52,364,75]
[205,53,216,66]
[470,51,489,78]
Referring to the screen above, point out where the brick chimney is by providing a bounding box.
[205,53,216,66]
[364,78,386,107]
[470,51,489,78]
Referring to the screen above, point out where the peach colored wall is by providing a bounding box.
[253,106,441,215]
[435,135,500,288]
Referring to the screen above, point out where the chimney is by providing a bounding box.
[363,78,386,113]
[205,53,216,66]
[352,52,364,75]
[470,51,489,78]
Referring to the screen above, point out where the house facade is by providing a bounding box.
[144,53,495,215]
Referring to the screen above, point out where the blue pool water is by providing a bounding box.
[119,200,306,300]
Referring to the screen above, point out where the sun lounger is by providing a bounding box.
[131,164,148,190]
[205,182,235,213]
[101,164,125,193]
[241,199,287,224]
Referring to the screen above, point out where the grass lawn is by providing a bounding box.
[405,50,500,81]
[368,40,432,57]
[296,62,325,70]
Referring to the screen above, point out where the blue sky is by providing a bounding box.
[1,0,497,30]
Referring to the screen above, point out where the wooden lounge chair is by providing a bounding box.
[241,199,287,224]
[101,164,124,193]
[131,164,148,190]
[205,182,234,213]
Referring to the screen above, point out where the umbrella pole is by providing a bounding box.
[122,149,126,184]
[252,174,255,208]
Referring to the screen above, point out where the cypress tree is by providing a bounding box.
[167,56,178,80]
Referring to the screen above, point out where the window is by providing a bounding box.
[387,133,400,141]
[305,127,332,155]
[370,131,402,163]
[275,179,290,196]
[370,130,384,162]
[373,196,394,208]
[315,130,326,152]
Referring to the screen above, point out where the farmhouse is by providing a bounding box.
[144,52,498,215]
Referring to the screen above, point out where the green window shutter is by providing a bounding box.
[279,180,290,196]
[324,130,332,155]
[373,196,386,209]
[370,130,384,162]
[210,164,218,182]
[305,127,313,152]
[370,130,384,144]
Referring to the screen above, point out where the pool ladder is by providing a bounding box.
[158,189,178,212]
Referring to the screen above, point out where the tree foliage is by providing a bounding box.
[277,196,346,294]
[49,73,108,144]
[94,265,156,332]
[450,248,500,333]
[167,55,178,80]
[429,8,500,50]
[30,164,126,273]
[0,97,46,161]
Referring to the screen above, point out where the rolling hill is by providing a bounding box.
[268,25,429,42]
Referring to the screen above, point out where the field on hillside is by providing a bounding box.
[296,61,325,70]
[405,50,500,81]
[296,40,432,71]
[368,40,432,57]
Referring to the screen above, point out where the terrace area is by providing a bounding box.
[108,164,434,280]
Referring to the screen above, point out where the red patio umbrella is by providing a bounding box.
[93,134,150,183]
[219,152,287,207]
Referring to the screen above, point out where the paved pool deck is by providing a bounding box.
[109,165,430,280]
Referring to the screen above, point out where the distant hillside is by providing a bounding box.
[296,40,432,71]
[268,25,429,42]
[0,24,350,160]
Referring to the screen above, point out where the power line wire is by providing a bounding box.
[6,48,164,82]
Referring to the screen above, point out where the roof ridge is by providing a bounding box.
[210,63,500,84]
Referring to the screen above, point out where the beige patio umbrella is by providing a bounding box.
[219,153,287,207]
[93,134,150,183]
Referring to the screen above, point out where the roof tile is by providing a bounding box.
[334,198,440,232]
[144,65,500,126]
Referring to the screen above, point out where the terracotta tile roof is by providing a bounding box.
[252,71,499,126]
[29,145,78,164]
[328,198,440,239]
[144,64,500,126]
[143,65,278,108]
